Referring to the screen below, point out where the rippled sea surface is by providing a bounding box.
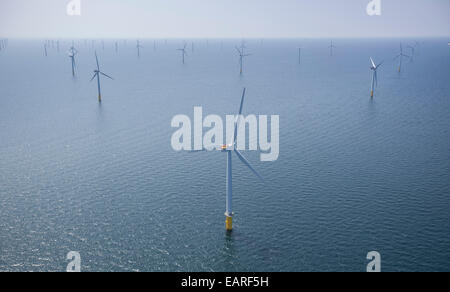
[0,39,449,272]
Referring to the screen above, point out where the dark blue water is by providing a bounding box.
[0,39,449,272]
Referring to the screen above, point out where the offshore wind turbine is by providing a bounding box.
[298,47,303,65]
[192,88,264,231]
[236,45,251,75]
[394,43,410,73]
[0,39,8,51]
[68,45,78,76]
[90,52,114,103]
[369,57,383,98]
[329,40,336,56]
[407,44,416,62]
[136,40,143,58]
[44,43,48,57]
[177,43,187,64]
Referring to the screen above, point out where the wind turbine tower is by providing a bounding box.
[68,46,78,76]
[369,57,383,98]
[90,52,114,103]
[177,43,188,64]
[395,43,410,73]
[236,45,251,75]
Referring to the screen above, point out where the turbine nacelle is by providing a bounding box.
[221,144,234,152]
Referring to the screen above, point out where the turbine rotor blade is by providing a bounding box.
[233,88,246,145]
[100,72,114,80]
[90,72,98,82]
[234,150,264,182]
[370,57,376,68]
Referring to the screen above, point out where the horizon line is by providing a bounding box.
[2,36,450,40]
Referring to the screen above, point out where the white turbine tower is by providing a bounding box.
[370,57,383,98]
[191,88,264,231]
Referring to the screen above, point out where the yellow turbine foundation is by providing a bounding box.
[225,216,233,231]
[371,91,374,98]
[98,94,102,103]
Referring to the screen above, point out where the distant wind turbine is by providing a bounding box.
[191,88,264,231]
[298,47,303,65]
[329,40,336,56]
[68,46,78,76]
[407,44,416,62]
[136,40,143,58]
[90,52,114,103]
[0,39,6,51]
[369,57,383,98]
[177,43,188,64]
[44,43,48,57]
[236,46,251,74]
[394,43,410,73]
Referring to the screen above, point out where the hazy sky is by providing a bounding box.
[1,0,449,38]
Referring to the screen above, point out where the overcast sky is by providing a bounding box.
[1,0,449,38]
